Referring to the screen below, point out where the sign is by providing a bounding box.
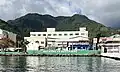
[99,37,113,42]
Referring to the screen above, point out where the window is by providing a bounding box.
[59,34,62,36]
[75,33,79,35]
[38,34,41,36]
[53,34,57,36]
[35,41,39,43]
[64,34,67,36]
[81,33,85,35]
[41,41,44,44]
[70,33,73,36]
[48,44,51,46]
[48,44,51,45]
[48,34,51,36]
[31,34,36,36]
[43,34,46,36]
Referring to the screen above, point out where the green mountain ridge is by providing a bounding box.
[0,19,19,34]
[0,13,116,39]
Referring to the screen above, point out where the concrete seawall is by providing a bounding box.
[0,54,100,57]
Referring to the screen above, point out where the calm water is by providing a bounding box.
[0,56,120,72]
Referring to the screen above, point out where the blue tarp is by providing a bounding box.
[70,44,91,50]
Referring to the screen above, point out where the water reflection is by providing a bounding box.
[0,56,119,72]
[0,56,27,72]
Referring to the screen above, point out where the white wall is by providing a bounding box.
[0,29,16,42]
[24,37,46,50]
[47,28,55,32]
[8,32,16,43]
[25,27,89,48]
[0,29,3,34]
[79,27,86,31]
[30,31,88,38]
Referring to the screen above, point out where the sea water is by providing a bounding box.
[0,56,120,72]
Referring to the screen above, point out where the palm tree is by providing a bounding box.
[18,40,29,52]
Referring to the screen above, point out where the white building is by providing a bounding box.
[24,27,89,50]
[0,29,16,43]
[98,34,120,58]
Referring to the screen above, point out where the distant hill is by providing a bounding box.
[6,13,116,38]
[0,19,19,34]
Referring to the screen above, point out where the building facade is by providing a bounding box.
[0,29,16,43]
[98,34,120,58]
[24,27,89,50]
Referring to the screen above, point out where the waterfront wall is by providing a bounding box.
[27,50,100,55]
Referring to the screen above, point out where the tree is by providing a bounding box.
[18,40,30,52]
[0,38,16,51]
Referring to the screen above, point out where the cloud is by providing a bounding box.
[0,0,120,27]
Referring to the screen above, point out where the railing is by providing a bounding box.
[27,50,100,55]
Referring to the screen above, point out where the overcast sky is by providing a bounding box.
[0,0,120,27]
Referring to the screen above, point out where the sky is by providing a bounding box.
[0,0,120,28]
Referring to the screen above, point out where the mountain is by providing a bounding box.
[7,13,116,38]
[0,19,19,34]
[7,13,59,37]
